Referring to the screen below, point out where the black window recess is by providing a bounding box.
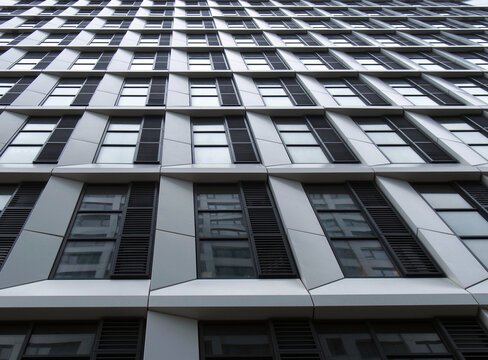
[71,77,102,106]
[112,182,158,278]
[0,182,45,269]
[345,78,389,106]
[438,318,488,360]
[216,77,240,105]
[59,33,77,46]
[154,51,170,70]
[240,182,297,277]
[236,9,247,16]
[0,76,35,105]
[207,33,220,46]
[93,51,115,70]
[227,115,259,163]
[34,115,80,163]
[264,52,288,70]
[410,77,463,105]
[383,116,455,163]
[33,51,61,70]
[307,115,358,163]
[146,77,167,105]
[349,182,443,277]
[317,52,346,70]
[270,320,324,360]
[92,319,146,360]
[298,34,319,46]
[134,115,163,164]
[252,33,270,46]
[282,78,315,106]
[109,33,124,45]
[210,51,228,70]
[468,77,488,91]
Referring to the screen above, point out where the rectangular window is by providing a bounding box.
[43,79,85,106]
[90,34,112,46]
[188,35,208,46]
[404,52,464,70]
[10,52,49,70]
[53,183,157,279]
[326,34,368,46]
[322,78,388,106]
[193,120,231,164]
[451,78,488,104]
[372,33,417,46]
[226,20,256,29]
[39,34,69,46]
[188,53,212,70]
[71,53,101,70]
[352,52,403,70]
[130,52,155,70]
[139,34,159,46]
[234,34,269,46]
[190,78,239,106]
[62,19,89,28]
[118,79,150,106]
[242,52,287,70]
[416,34,463,46]
[256,78,314,106]
[196,182,296,278]
[296,52,346,70]
[459,52,488,70]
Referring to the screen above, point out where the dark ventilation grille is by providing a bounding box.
[59,33,76,45]
[154,51,169,70]
[371,52,404,69]
[93,51,115,70]
[271,320,323,360]
[456,181,488,215]
[33,51,60,70]
[71,77,102,106]
[0,183,45,269]
[298,34,319,46]
[109,33,124,45]
[410,77,462,105]
[253,33,270,46]
[439,319,488,360]
[241,182,297,277]
[159,33,171,45]
[9,33,29,45]
[317,52,346,69]
[217,77,240,105]
[349,182,443,277]
[135,116,163,164]
[112,182,157,278]
[147,77,167,105]
[0,76,35,105]
[210,52,228,70]
[265,52,288,70]
[227,116,259,163]
[34,115,80,163]
[281,78,315,106]
[93,319,145,360]
[345,78,389,106]
[207,33,220,46]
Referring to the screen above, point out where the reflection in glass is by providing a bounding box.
[80,187,127,211]
[464,239,488,268]
[309,189,357,210]
[197,191,241,211]
[319,212,375,238]
[70,213,121,238]
[0,326,27,360]
[199,240,255,278]
[438,211,488,236]
[198,212,247,238]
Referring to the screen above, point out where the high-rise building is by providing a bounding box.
[2,0,488,358]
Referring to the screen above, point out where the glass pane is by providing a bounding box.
[12,132,51,145]
[118,96,147,106]
[97,146,136,163]
[54,240,116,279]
[367,132,406,145]
[23,122,57,131]
[0,146,41,163]
[194,133,228,145]
[281,132,317,145]
[464,239,488,268]
[335,96,366,106]
[438,211,488,236]
[198,191,241,211]
[332,240,399,277]
[380,146,424,163]
[198,212,247,238]
[288,146,329,163]
[309,189,357,210]
[441,122,474,131]
[25,324,97,356]
[104,132,139,145]
[70,213,122,239]
[319,212,375,238]
[108,122,141,131]
[359,124,391,131]
[199,240,255,278]
[194,147,232,164]
[408,96,438,106]
[421,193,472,209]
[203,324,272,357]
[193,124,225,132]
[43,96,75,106]
[263,96,293,106]
[276,123,309,131]
[0,326,27,360]
[80,187,127,211]
[454,131,488,144]
[473,145,488,159]
[192,97,220,106]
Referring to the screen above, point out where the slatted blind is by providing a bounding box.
[298,34,319,46]
[271,320,324,360]
[71,77,102,106]
[264,52,288,70]
[349,181,443,277]
[154,51,170,70]
[245,20,257,28]
[226,116,259,163]
[210,52,228,70]
[240,182,297,278]
[33,51,60,70]
[410,77,462,105]
[317,52,347,69]
[439,318,488,360]
[111,182,157,278]
[135,116,163,164]
[455,181,488,218]
[0,183,45,269]
[9,33,29,45]
[59,33,76,45]
[93,319,145,360]
[307,115,358,163]
[207,33,220,46]
[345,78,389,105]
[109,33,124,45]
[93,51,115,70]
[0,76,35,105]
[424,52,464,70]
[146,77,167,105]
[34,115,80,163]
[162,19,173,28]
[253,33,270,46]
[371,52,404,69]
[159,33,171,45]
[216,77,240,105]
[204,20,214,28]
[281,78,315,106]
[467,115,488,134]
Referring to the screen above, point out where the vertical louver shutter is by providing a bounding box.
[307,116,358,163]
[159,33,171,45]
[111,182,157,278]
[71,77,101,106]
[281,78,315,106]
[429,52,463,69]
[237,9,247,16]
[372,52,404,69]
[135,116,163,164]
[345,78,389,106]
[210,52,228,70]
[33,51,60,70]
[387,116,455,163]
[204,20,214,28]
[109,34,124,45]
[146,77,166,105]
[299,34,319,46]
[471,76,488,91]
[78,19,90,28]
[162,19,173,28]
[154,51,169,70]
[9,33,28,45]
[201,9,211,16]
[120,19,132,28]
[0,183,45,269]
[285,20,299,28]
[226,116,259,163]
[0,76,35,105]
[207,34,220,46]
[317,52,346,69]
[240,182,297,278]
[93,51,115,70]
[264,52,287,70]
[349,182,443,277]
[467,115,488,134]
[410,77,462,105]
[439,318,488,360]
[35,19,49,28]
[455,181,488,218]
[245,20,257,29]
[92,319,145,360]
[59,33,76,45]
[216,77,240,105]
[344,34,366,45]
[34,115,79,163]
[128,9,137,15]
[253,34,270,46]
[270,321,324,360]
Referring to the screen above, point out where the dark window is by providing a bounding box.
[52,183,158,279]
[10,51,60,70]
[352,52,405,70]
[326,34,369,46]
[43,78,101,106]
[190,78,240,106]
[242,52,287,70]
[0,76,35,105]
[296,52,347,70]
[196,182,297,278]
[403,51,466,70]
[322,78,389,106]
[188,52,228,70]
[256,78,315,106]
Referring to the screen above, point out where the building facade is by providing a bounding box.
[1,0,488,358]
